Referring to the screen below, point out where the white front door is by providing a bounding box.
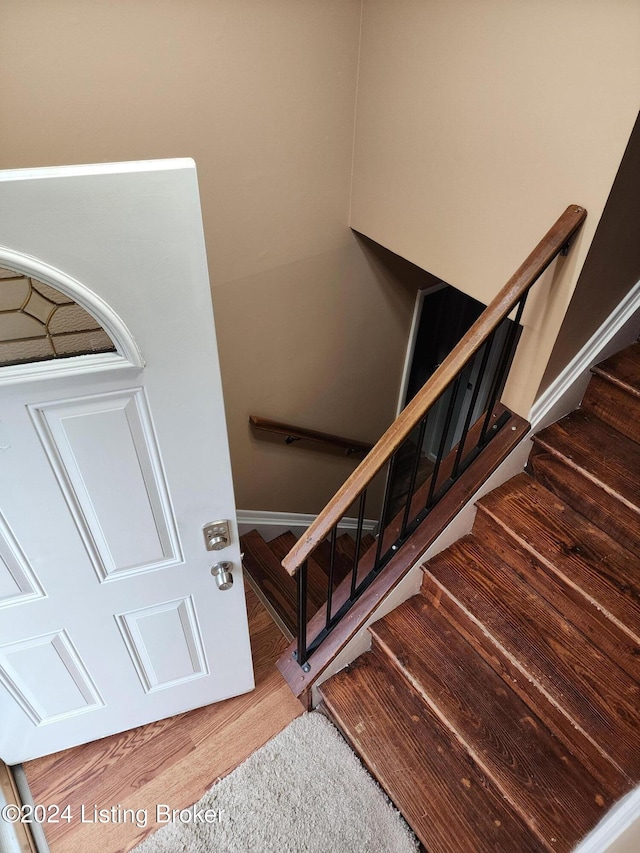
[0,160,254,763]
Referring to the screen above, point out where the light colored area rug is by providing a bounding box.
[133,711,418,853]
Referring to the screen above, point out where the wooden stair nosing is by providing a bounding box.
[334,532,376,564]
[473,473,640,650]
[369,594,620,847]
[423,538,640,777]
[312,538,351,585]
[420,569,634,790]
[320,652,548,853]
[590,341,640,398]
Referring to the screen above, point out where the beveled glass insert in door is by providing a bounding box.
[0,267,115,367]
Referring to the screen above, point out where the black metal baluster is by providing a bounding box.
[372,453,399,574]
[296,560,309,671]
[425,375,462,510]
[347,490,367,598]
[400,417,428,538]
[350,490,367,600]
[451,332,496,480]
[325,527,338,629]
[479,295,528,445]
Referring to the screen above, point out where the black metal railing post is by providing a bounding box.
[325,527,338,629]
[296,561,309,671]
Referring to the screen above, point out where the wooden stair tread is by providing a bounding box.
[582,342,640,442]
[241,530,298,636]
[475,473,640,652]
[473,515,640,686]
[420,571,632,796]
[529,450,640,559]
[591,341,640,397]
[370,595,620,848]
[312,532,377,587]
[313,536,356,585]
[581,374,640,444]
[424,537,640,778]
[320,652,546,853]
[530,410,640,557]
[267,532,327,609]
[334,532,376,564]
[532,409,640,511]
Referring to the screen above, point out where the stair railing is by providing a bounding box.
[282,205,587,672]
[249,415,373,455]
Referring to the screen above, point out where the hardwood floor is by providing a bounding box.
[22,583,302,853]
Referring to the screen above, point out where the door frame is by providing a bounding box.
[396,281,448,416]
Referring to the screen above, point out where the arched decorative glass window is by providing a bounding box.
[0,266,116,367]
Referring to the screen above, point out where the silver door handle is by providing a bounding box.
[211,561,233,590]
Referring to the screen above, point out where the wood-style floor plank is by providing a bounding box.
[22,584,303,853]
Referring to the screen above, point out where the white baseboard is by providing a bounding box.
[573,786,640,853]
[529,280,640,430]
[236,509,377,543]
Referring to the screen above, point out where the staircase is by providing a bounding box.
[314,340,640,852]
[241,529,376,638]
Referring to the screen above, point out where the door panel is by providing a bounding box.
[30,388,181,580]
[116,596,208,692]
[0,161,254,763]
[0,631,104,725]
[0,515,44,607]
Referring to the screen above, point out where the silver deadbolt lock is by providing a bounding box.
[203,520,230,551]
[211,561,234,590]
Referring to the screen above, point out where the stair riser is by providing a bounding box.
[527,447,640,559]
[472,510,640,676]
[581,374,640,444]
[420,570,633,791]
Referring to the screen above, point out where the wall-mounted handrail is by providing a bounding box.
[283,205,586,580]
[249,415,373,455]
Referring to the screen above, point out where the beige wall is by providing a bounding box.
[0,0,416,513]
[540,111,640,393]
[607,816,640,853]
[350,0,640,414]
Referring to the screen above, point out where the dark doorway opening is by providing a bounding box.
[389,282,515,517]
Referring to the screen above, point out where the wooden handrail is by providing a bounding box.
[249,415,373,455]
[282,204,586,576]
